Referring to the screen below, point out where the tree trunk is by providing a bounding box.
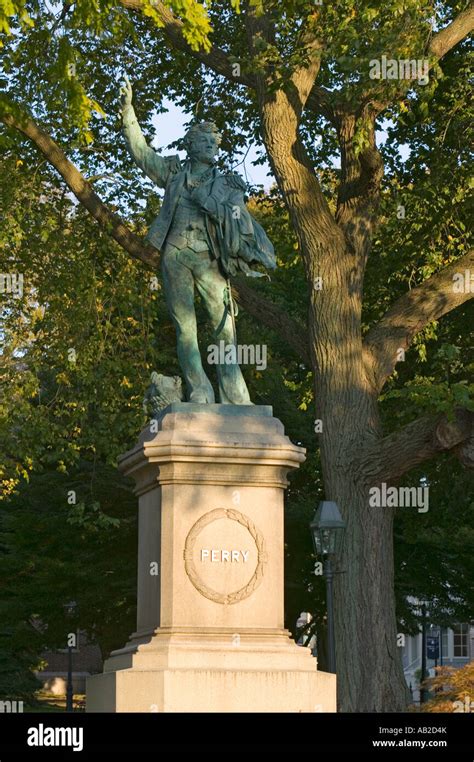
[258,91,409,711]
[335,480,408,712]
[309,234,409,712]
[321,412,409,712]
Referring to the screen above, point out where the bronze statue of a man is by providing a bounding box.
[120,78,275,404]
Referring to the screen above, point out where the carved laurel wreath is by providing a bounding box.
[183,508,267,605]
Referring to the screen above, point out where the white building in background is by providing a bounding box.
[401,623,473,703]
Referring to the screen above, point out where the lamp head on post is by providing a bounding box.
[309,501,345,675]
[310,501,346,557]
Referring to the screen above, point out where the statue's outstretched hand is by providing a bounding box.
[119,75,133,113]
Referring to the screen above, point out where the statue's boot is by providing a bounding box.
[188,380,215,404]
[217,363,252,405]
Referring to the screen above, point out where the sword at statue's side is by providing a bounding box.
[214,217,238,346]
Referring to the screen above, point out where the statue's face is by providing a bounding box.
[187,131,219,164]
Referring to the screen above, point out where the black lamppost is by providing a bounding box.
[64,601,77,713]
[66,642,74,713]
[310,501,346,674]
[420,602,428,705]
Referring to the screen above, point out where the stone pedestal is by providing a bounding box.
[86,404,336,712]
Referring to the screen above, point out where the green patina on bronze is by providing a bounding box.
[120,77,275,405]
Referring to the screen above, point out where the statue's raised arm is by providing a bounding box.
[120,76,181,189]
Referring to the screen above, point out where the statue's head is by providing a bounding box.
[183,121,221,164]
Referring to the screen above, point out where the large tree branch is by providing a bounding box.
[243,0,276,98]
[288,21,323,119]
[0,107,160,268]
[358,3,474,117]
[336,114,384,259]
[305,85,338,124]
[354,409,474,484]
[119,0,254,87]
[364,250,474,391]
[429,2,474,60]
[331,6,474,279]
